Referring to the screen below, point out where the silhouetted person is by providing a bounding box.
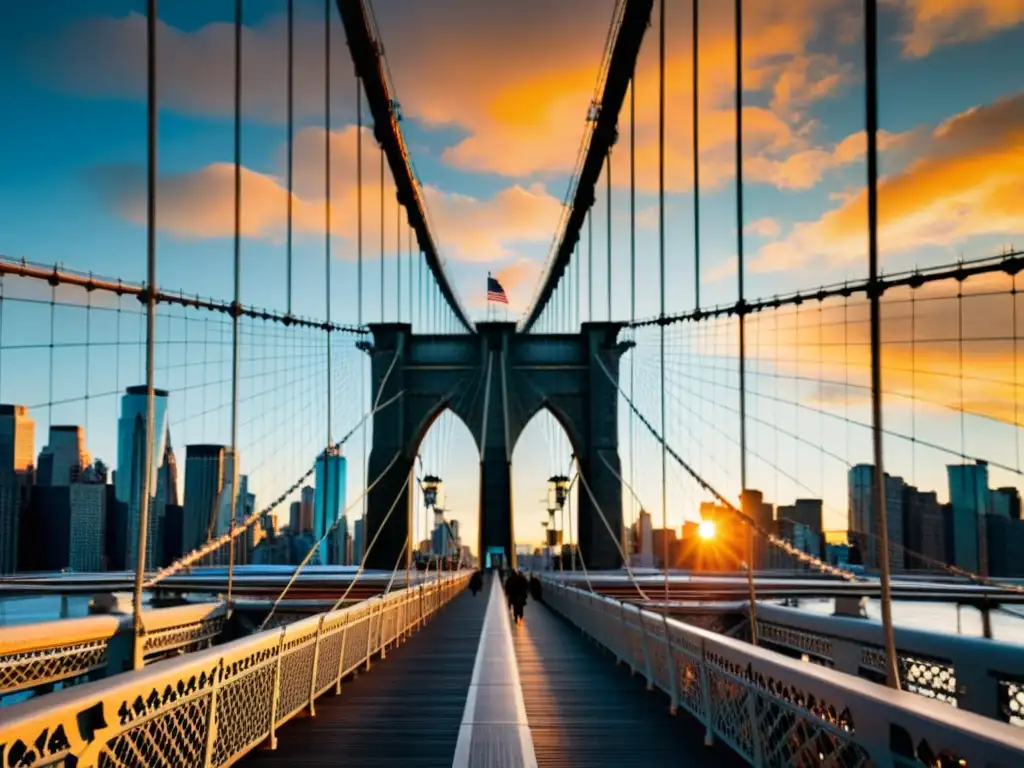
[469,570,483,596]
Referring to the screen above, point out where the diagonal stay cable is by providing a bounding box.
[258,450,404,631]
[145,388,405,587]
[591,349,861,582]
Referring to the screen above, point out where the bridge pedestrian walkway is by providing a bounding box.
[514,590,745,768]
[239,574,743,767]
[239,579,489,767]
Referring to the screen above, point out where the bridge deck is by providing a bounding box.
[238,582,488,767]
[238,577,740,767]
[515,590,745,767]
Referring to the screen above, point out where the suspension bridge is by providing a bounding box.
[1,0,1024,765]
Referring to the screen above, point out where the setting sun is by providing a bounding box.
[698,519,717,540]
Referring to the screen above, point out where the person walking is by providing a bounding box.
[510,571,528,624]
[469,570,483,596]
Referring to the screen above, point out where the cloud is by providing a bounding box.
[751,93,1024,273]
[744,218,782,238]
[704,255,738,283]
[884,0,1024,59]
[34,10,345,122]
[91,124,563,263]
[42,1,858,193]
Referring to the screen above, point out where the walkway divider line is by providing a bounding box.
[452,576,538,768]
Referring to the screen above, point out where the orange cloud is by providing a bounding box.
[751,92,1024,273]
[884,0,1024,59]
[93,124,563,263]
[43,1,857,193]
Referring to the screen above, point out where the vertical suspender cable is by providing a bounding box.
[865,0,899,689]
[588,212,594,321]
[693,0,700,310]
[606,153,612,322]
[286,0,294,316]
[397,200,401,322]
[357,75,367,535]
[133,0,158,668]
[629,76,636,539]
[325,0,334,563]
[227,0,242,609]
[735,0,757,646]
[658,0,668,597]
[380,147,385,322]
[575,241,580,329]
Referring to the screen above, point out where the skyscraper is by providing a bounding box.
[353,516,364,565]
[300,485,315,533]
[0,404,35,573]
[116,386,169,571]
[848,464,905,571]
[234,473,256,566]
[289,500,301,532]
[37,425,89,486]
[947,461,989,574]
[183,444,228,553]
[902,486,946,571]
[314,450,347,564]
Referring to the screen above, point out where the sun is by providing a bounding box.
[697,519,717,540]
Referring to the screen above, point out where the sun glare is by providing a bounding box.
[697,519,717,540]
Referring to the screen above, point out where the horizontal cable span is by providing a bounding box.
[628,251,1024,329]
[0,256,368,334]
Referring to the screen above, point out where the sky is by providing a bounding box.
[0,1,1022,556]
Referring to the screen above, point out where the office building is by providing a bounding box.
[947,461,989,574]
[37,425,89,486]
[300,485,315,533]
[741,489,775,569]
[0,404,35,573]
[22,469,106,572]
[902,486,946,571]
[991,487,1020,520]
[848,464,905,571]
[161,504,185,567]
[289,500,301,533]
[116,386,169,571]
[630,509,654,568]
[183,444,228,553]
[234,474,256,566]
[353,516,364,565]
[314,450,347,564]
[986,515,1024,578]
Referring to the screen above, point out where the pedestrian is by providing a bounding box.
[528,574,542,603]
[469,570,483,596]
[510,570,528,624]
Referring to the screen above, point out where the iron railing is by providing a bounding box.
[1,602,227,699]
[541,577,1024,767]
[0,572,470,767]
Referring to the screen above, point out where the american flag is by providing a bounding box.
[487,274,508,305]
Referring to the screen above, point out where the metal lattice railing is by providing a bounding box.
[0,571,469,767]
[0,603,229,699]
[541,578,1024,767]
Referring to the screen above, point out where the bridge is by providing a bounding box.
[2,0,1024,766]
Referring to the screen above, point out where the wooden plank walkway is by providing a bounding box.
[239,586,489,767]
[512,593,747,768]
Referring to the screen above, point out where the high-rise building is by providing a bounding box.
[22,469,106,573]
[300,485,315,533]
[211,449,238,565]
[947,461,989,574]
[848,464,905,571]
[902,486,946,571]
[183,444,228,553]
[353,516,364,565]
[161,504,185,567]
[116,386,169,571]
[741,489,775,568]
[990,487,1020,520]
[0,404,35,573]
[234,474,256,566]
[37,425,90,486]
[289,500,301,532]
[986,515,1024,578]
[630,509,654,567]
[314,450,347,564]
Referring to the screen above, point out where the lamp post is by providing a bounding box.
[548,474,569,571]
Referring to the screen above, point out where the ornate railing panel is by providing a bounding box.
[541,578,1024,767]
[0,572,470,767]
[0,603,228,698]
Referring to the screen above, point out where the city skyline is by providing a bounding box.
[0,2,1021,557]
